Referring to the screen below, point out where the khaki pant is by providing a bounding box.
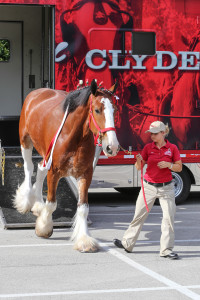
[122,181,176,256]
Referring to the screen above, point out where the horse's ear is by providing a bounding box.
[109,80,118,94]
[91,79,97,95]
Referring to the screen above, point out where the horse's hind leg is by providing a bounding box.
[31,163,48,217]
[71,175,99,253]
[35,170,58,238]
[13,144,35,214]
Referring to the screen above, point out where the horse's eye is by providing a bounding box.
[95,109,100,114]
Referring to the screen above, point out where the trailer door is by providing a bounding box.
[0,21,23,117]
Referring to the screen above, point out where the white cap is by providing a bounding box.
[145,121,166,133]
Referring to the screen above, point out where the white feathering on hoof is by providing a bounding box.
[73,235,99,253]
[31,201,45,217]
[35,201,56,238]
[13,182,35,214]
[71,204,99,252]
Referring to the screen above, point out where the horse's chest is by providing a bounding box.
[62,154,92,178]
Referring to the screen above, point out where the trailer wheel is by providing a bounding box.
[155,169,191,205]
[172,169,191,204]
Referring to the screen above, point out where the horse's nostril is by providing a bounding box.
[106,145,113,155]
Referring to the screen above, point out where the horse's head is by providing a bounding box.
[89,79,119,157]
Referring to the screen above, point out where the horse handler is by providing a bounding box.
[113,121,182,259]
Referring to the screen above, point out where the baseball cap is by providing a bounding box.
[145,121,166,133]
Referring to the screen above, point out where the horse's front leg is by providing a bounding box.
[35,170,58,238]
[71,172,99,253]
[13,146,35,214]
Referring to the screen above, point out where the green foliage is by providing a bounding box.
[0,39,10,62]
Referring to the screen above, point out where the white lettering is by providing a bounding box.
[55,42,69,62]
[154,51,177,70]
[178,51,200,70]
[85,49,107,69]
[131,54,147,69]
[55,42,200,71]
[109,50,130,69]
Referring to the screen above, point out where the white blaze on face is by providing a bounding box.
[101,97,119,156]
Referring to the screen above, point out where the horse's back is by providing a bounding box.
[21,88,68,121]
[23,88,67,112]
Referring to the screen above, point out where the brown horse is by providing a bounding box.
[13,80,119,252]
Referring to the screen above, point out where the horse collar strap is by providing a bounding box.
[43,104,70,170]
[89,95,116,145]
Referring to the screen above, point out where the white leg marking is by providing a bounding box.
[13,146,35,214]
[101,97,119,156]
[35,200,57,238]
[31,163,48,216]
[71,204,99,252]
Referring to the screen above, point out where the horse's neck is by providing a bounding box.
[69,104,91,139]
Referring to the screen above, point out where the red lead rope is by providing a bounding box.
[43,130,58,168]
[141,161,149,212]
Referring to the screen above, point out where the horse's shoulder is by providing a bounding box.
[54,89,68,96]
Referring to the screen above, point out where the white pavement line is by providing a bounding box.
[1,286,200,299]
[0,239,200,249]
[0,243,73,248]
[106,239,200,245]
[89,212,200,215]
[0,288,172,298]
[102,244,200,300]
[90,213,163,215]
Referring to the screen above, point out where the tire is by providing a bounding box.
[172,169,191,204]
[155,168,191,205]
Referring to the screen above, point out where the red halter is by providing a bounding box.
[89,95,116,145]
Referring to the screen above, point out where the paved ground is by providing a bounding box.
[0,188,200,300]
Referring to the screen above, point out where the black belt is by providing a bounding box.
[144,179,172,187]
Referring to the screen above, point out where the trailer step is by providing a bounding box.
[0,147,92,229]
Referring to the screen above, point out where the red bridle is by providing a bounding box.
[89,95,116,145]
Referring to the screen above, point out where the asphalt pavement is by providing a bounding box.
[0,188,200,300]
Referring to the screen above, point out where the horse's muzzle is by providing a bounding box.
[106,145,113,155]
[104,144,119,157]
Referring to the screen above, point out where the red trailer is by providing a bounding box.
[0,0,200,203]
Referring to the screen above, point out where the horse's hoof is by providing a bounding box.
[35,228,53,239]
[74,237,100,253]
[80,246,99,253]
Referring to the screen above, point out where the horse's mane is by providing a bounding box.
[63,86,91,113]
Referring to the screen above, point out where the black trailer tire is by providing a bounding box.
[155,169,191,205]
[172,169,191,204]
